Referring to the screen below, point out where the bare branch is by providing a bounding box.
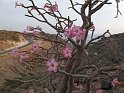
[59,70,88,79]
[91,0,111,15]
[114,2,122,18]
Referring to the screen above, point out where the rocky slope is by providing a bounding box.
[0,30,25,51]
[0,31,124,93]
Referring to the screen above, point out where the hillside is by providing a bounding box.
[0,30,25,51]
[0,31,124,93]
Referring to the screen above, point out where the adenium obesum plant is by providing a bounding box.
[13,0,123,93]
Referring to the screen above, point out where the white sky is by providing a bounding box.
[0,0,124,35]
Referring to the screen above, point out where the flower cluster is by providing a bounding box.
[44,2,58,13]
[64,25,86,41]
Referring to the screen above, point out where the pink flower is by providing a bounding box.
[47,58,58,73]
[44,2,58,13]
[72,26,82,35]
[96,89,103,93]
[11,47,18,55]
[27,25,33,31]
[112,78,121,86]
[72,26,86,40]
[15,1,22,8]
[62,44,72,58]
[31,43,40,53]
[75,30,85,40]
[28,89,34,93]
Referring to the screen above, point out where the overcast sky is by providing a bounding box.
[0,0,124,35]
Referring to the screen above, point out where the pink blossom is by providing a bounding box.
[112,78,121,86]
[72,26,86,40]
[64,26,86,41]
[96,89,103,93]
[11,47,18,55]
[15,1,22,8]
[72,26,82,35]
[28,89,34,93]
[75,30,85,40]
[27,25,33,31]
[31,43,40,53]
[44,2,58,13]
[64,27,75,38]
[47,58,58,73]
[62,44,72,58]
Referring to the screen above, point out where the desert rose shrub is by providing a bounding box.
[11,0,124,93]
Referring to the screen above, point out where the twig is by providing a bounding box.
[59,70,88,79]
